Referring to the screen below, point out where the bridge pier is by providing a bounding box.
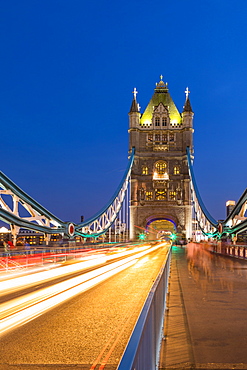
[44,233,51,245]
[10,224,19,246]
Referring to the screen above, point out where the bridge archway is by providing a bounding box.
[146,217,176,241]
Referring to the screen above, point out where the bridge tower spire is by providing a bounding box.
[128,76,194,241]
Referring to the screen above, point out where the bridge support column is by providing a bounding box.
[129,205,137,241]
[10,224,20,246]
[44,234,51,245]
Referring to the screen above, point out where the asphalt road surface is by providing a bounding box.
[0,244,169,370]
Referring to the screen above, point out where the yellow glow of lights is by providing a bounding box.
[153,171,169,180]
[0,256,107,295]
[0,246,152,296]
[0,243,166,336]
[0,260,136,336]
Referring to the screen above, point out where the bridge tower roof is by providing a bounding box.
[140,76,181,125]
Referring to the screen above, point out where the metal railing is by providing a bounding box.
[117,246,172,370]
[0,241,156,272]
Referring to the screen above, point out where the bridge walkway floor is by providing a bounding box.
[159,246,247,370]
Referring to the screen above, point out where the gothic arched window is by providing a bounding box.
[174,166,180,175]
[142,166,148,175]
[155,161,167,174]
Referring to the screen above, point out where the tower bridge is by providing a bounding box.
[128,76,193,242]
[0,76,247,245]
[1,77,247,370]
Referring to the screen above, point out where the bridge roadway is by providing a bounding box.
[160,245,247,370]
[0,242,169,370]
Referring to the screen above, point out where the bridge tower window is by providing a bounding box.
[155,161,167,174]
[162,134,168,142]
[154,134,161,142]
[155,189,167,200]
[174,166,180,175]
[142,166,148,175]
[162,117,167,126]
[169,191,177,200]
[170,133,175,141]
[145,191,153,200]
[155,117,160,126]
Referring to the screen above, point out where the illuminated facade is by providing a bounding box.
[128,77,194,240]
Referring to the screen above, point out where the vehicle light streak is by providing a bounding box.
[0,264,59,282]
[0,256,107,295]
[0,244,154,295]
[0,259,137,337]
[0,243,163,336]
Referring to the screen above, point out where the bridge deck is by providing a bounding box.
[159,246,247,370]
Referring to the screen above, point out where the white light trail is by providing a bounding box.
[0,244,153,295]
[0,243,164,336]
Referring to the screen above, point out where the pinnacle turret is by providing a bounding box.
[129,87,140,113]
[154,75,169,93]
[183,87,193,113]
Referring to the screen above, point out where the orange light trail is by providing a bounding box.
[0,244,152,295]
[0,243,166,337]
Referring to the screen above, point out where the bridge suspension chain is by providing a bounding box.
[75,148,135,238]
[0,148,135,243]
[186,147,218,238]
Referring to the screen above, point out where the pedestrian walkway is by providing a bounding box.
[159,246,247,369]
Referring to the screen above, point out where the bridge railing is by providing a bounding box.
[117,245,172,370]
[212,243,247,259]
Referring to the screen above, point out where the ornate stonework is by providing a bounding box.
[128,77,194,241]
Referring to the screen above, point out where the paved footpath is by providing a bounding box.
[159,246,247,370]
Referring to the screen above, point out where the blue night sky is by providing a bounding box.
[0,0,247,224]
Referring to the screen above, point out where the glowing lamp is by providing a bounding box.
[170,233,177,241]
[138,233,146,241]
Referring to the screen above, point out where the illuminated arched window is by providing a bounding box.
[155,161,167,174]
[174,166,180,175]
[142,166,148,175]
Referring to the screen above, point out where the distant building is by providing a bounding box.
[191,219,204,242]
[17,229,45,246]
[0,226,11,244]
[129,77,194,241]
[226,200,236,217]
[17,229,65,246]
[0,228,63,246]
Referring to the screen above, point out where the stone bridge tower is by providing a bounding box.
[128,77,194,241]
